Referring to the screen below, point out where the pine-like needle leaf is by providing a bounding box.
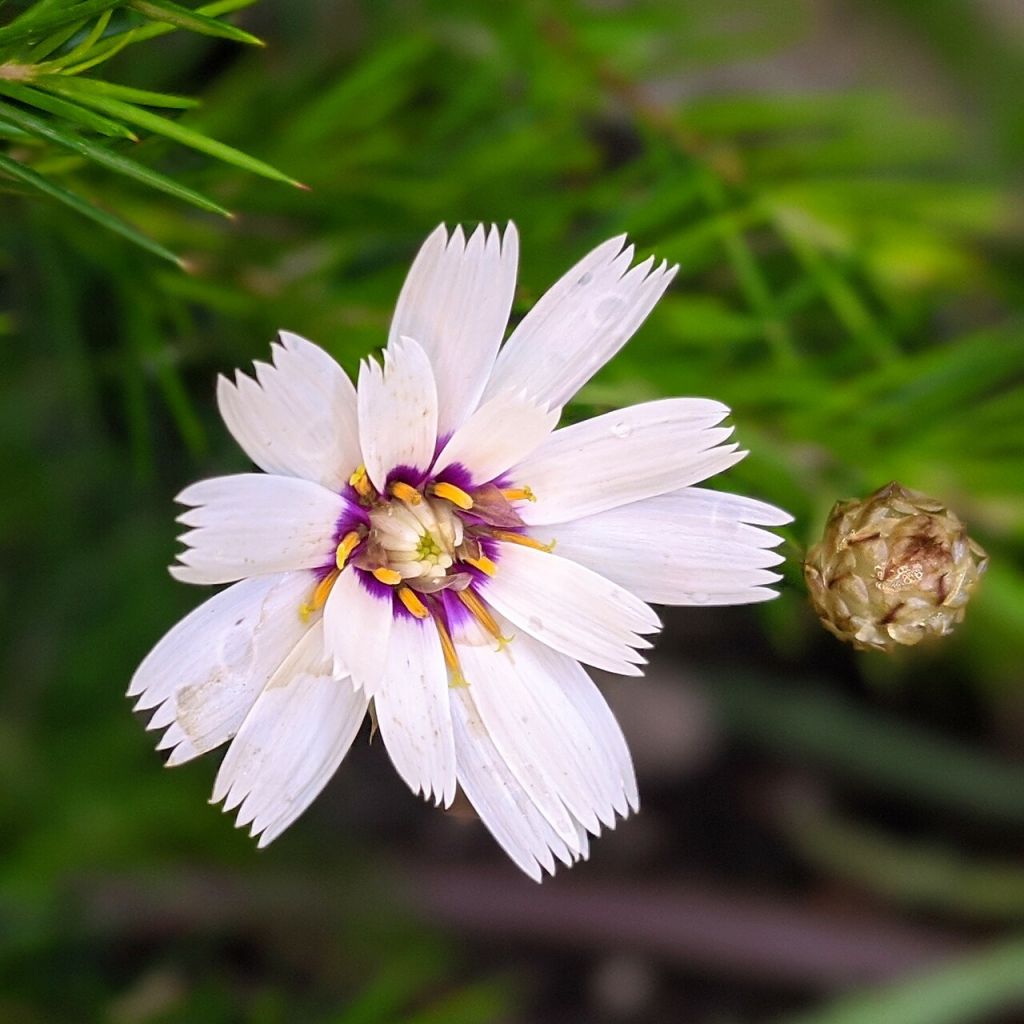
[0,99,233,216]
[0,150,181,265]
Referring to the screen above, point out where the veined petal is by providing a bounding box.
[212,620,369,847]
[216,331,360,491]
[483,235,677,410]
[322,568,392,692]
[375,614,456,807]
[171,474,346,586]
[549,488,790,605]
[464,630,630,831]
[389,223,518,437]
[451,685,583,881]
[129,571,312,765]
[457,630,632,846]
[432,390,558,485]
[358,336,438,491]
[482,543,659,675]
[510,399,743,526]
[523,639,639,815]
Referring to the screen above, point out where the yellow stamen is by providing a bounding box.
[349,464,373,499]
[491,529,556,553]
[335,530,362,569]
[464,554,497,577]
[432,481,474,510]
[456,587,509,646]
[502,486,536,503]
[300,569,339,621]
[397,585,429,619]
[390,481,421,505]
[433,614,466,686]
[372,566,402,586]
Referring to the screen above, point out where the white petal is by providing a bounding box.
[322,568,392,691]
[510,399,744,526]
[482,543,659,675]
[212,620,369,846]
[483,236,677,410]
[389,223,518,437]
[374,614,456,807]
[216,331,360,491]
[129,571,313,765]
[523,639,639,815]
[357,336,438,492]
[171,474,346,586]
[458,630,631,844]
[451,685,580,881]
[432,390,558,485]
[549,488,789,605]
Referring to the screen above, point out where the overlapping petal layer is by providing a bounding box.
[172,474,348,585]
[217,331,360,492]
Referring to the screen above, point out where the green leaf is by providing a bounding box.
[41,82,307,188]
[0,0,124,48]
[0,151,181,265]
[0,99,233,216]
[52,0,257,73]
[127,0,263,46]
[35,74,199,109]
[0,80,137,139]
[779,936,1024,1024]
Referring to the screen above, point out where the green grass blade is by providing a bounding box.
[0,80,137,139]
[41,83,307,187]
[779,937,1024,1024]
[0,151,181,265]
[18,18,87,61]
[51,0,255,72]
[0,99,233,216]
[0,0,124,47]
[35,74,199,109]
[127,0,263,46]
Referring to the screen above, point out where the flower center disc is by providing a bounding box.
[369,494,464,582]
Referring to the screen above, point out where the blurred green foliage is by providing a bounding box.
[1,0,1023,1021]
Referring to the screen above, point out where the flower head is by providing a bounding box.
[804,481,987,652]
[130,224,791,878]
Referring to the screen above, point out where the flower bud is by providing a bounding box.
[804,482,988,652]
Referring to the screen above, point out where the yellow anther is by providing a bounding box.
[502,486,536,503]
[456,587,507,644]
[300,569,339,621]
[491,529,556,553]
[335,531,362,570]
[390,481,422,505]
[349,464,373,499]
[397,586,429,619]
[432,481,474,510]
[464,554,497,577]
[433,614,466,687]
[372,566,403,586]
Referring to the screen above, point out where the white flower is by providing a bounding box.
[129,224,791,879]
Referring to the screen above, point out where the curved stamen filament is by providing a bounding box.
[349,464,374,500]
[502,487,536,503]
[432,613,466,686]
[390,481,422,505]
[464,554,496,577]
[397,585,429,619]
[335,530,362,569]
[300,569,339,621]
[457,587,510,646]
[431,481,474,510]
[490,529,556,553]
